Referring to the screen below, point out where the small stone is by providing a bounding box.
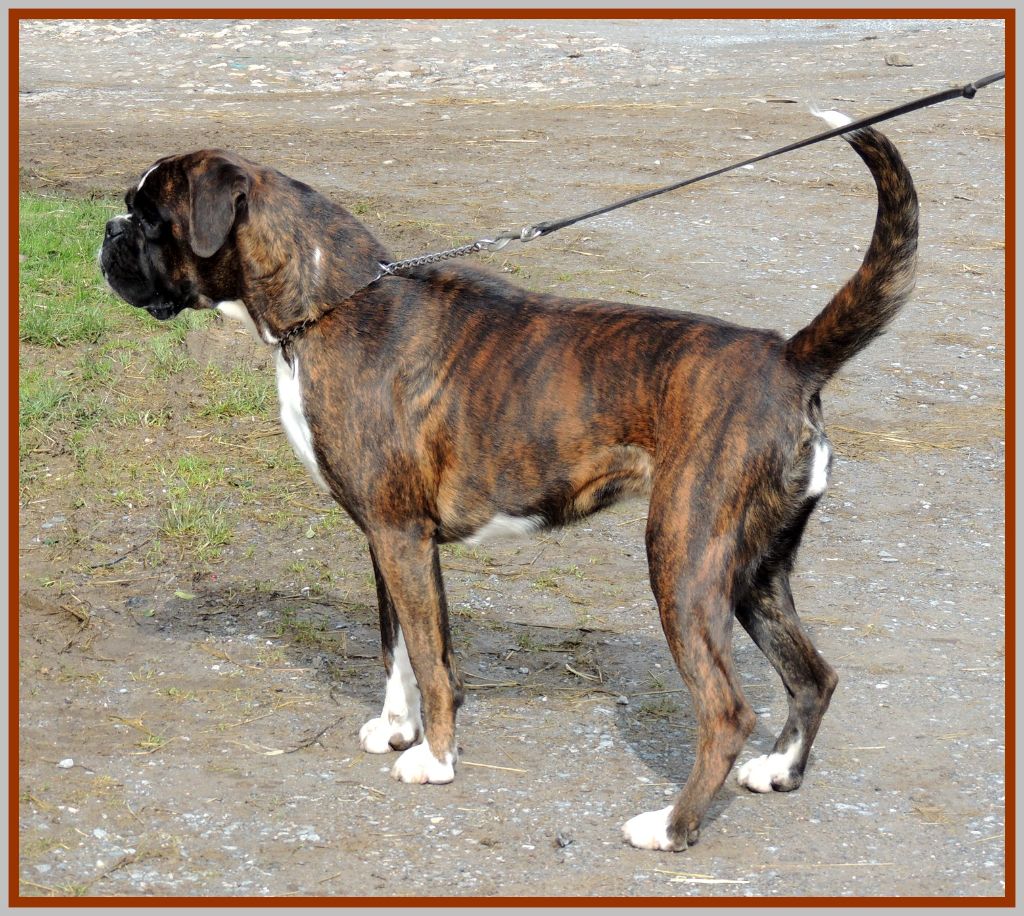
[57,758,74,769]
[555,831,574,847]
[616,695,629,705]
[884,52,913,67]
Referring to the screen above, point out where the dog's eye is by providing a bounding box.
[133,212,165,240]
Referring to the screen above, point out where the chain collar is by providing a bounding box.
[276,266,391,365]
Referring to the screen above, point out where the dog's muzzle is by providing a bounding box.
[100,216,191,321]
[104,214,130,242]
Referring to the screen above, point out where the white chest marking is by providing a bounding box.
[216,300,323,489]
[275,351,330,493]
[463,513,544,546]
[216,299,263,343]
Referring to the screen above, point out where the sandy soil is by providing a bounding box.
[17,16,1007,899]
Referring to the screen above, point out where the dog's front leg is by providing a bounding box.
[366,525,463,784]
[358,547,423,754]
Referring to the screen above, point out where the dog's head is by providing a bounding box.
[99,150,252,320]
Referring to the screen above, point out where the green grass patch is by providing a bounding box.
[17,194,224,456]
[19,367,112,457]
[18,192,217,350]
[274,608,340,651]
[157,456,236,561]
[16,192,300,574]
[199,365,274,419]
[172,454,225,489]
[160,494,233,562]
[18,195,126,347]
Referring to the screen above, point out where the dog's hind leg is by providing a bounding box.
[734,560,838,793]
[622,498,757,851]
[358,547,423,754]
[366,526,464,784]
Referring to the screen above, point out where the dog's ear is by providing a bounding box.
[188,157,251,259]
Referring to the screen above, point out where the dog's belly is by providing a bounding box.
[441,443,655,545]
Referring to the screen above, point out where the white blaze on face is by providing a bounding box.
[137,163,161,191]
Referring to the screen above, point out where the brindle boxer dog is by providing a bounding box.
[100,119,917,851]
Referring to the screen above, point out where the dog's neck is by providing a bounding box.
[215,257,388,357]
[228,189,392,344]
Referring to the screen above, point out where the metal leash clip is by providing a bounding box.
[476,224,544,252]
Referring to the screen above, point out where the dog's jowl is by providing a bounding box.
[100,120,917,851]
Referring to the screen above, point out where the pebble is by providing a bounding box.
[57,758,74,769]
[884,52,913,66]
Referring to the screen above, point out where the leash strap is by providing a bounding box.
[375,70,1004,277]
[529,70,1005,238]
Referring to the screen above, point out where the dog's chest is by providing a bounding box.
[215,300,331,493]
[275,350,331,493]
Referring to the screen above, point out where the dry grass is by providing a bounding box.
[829,412,1004,458]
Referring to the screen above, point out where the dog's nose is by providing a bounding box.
[105,217,129,241]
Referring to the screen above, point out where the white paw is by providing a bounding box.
[622,806,675,851]
[390,742,456,784]
[359,714,420,754]
[737,745,800,793]
[359,716,396,754]
[737,755,776,792]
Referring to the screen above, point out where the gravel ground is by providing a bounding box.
[17,16,1007,901]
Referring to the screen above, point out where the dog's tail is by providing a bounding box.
[784,113,918,391]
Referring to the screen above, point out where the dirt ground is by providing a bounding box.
[17,17,1007,900]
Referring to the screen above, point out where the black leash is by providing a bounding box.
[374,70,1004,278]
